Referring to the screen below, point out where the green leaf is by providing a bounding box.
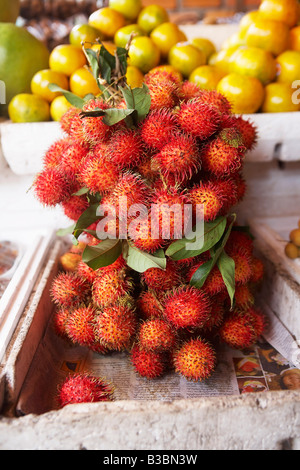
[72,202,101,240]
[120,83,151,122]
[72,187,90,196]
[217,251,236,309]
[48,84,85,108]
[98,43,116,83]
[124,244,167,273]
[82,239,122,270]
[84,48,100,81]
[116,46,128,76]
[79,107,136,126]
[166,216,227,261]
[56,224,76,237]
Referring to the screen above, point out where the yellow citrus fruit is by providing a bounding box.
[189,65,225,90]
[91,41,117,56]
[49,45,87,77]
[128,36,160,73]
[0,0,20,22]
[289,26,300,52]
[70,67,100,98]
[230,47,277,85]
[262,82,300,112]
[258,0,299,28]
[277,50,300,85]
[31,69,69,103]
[217,73,265,114]
[126,65,144,88]
[114,24,145,48]
[221,32,246,52]
[108,0,142,21]
[88,7,126,39]
[191,37,216,61]
[238,11,261,38]
[50,95,73,122]
[245,18,290,57]
[168,42,206,78]
[8,93,50,123]
[137,5,169,35]
[150,22,187,58]
[208,48,236,75]
[69,23,103,48]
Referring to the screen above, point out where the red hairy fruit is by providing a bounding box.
[246,306,266,338]
[111,172,151,219]
[65,304,97,346]
[42,137,71,169]
[176,99,221,140]
[131,215,166,254]
[232,284,255,310]
[173,337,216,381]
[50,272,90,308]
[53,308,71,339]
[211,176,239,214]
[130,344,167,379]
[106,128,145,169]
[198,89,232,114]
[62,195,89,221]
[188,181,224,222]
[228,247,253,285]
[138,318,176,352]
[223,115,258,151]
[232,173,247,203]
[79,153,120,195]
[187,259,227,296]
[202,299,224,331]
[33,167,72,206]
[141,260,183,292]
[81,98,112,144]
[136,290,164,319]
[145,68,182,87]
[76,260,100,284]
[226,230,254,258]
[145,74,181,110]
[60,107,83,138]
[201,136,244,177]
[59,141,90,178]
[152,131,201,184]
[140,108,179,150]
[218,311,258,349]
[250,256,264,284]
[96,305,137,351]
[92,269,133,308]
[163,285,211,329]
[58,373,114,407]
[180,81,202,101]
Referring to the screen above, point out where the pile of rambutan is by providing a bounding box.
[34,44,266,389]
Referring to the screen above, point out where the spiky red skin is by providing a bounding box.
[145,68,182,87]
[222,115,258,151]
[130,344,167,379]
[96,305,137,351]
[106,129,145,169]
[92,269,132,308]
[231,284,255,310]
[198,89,232,115]
[111,172,151,217]
[188,181,223,222]
[58,373,114,407]
[42,138,71,169]
[50,272,91,308]
[53,308,71,339]
[228,247,253,285]
[187,260,227,296]
[211,176,239,214]
[138,318,176,352]
[136,290,164,319]
[173,337,216,382]
[131,215,166,254]
[65,304,98,346]
[34,167,73,206]
[60,107,82,137]
[81,98,112,144]
[152,131,201,184]
[79,154,120,195]
[145,76,181,110]
[218,311,258,349]
[59,141,90,179]
[141,260,183,292]
[250,257,264,284]
[201,137,244,177]
[62,195,89,221]
[180,81,202,101]
[76,261,100,283]
[140,108,179,150]
[176,100,221,140]
[163,285,211,330]
[226,230,254,258]
[202,299,224,331]
[232,173,247,203]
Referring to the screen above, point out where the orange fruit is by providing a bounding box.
[191,37,216,61]
[70,67,100,98]
[91,41,117,56]
[262,82,300,112]
[8,93,50,123]
[189,65,224,90]
[49,45,87,77]
[230,47,277,85]
[217,73,265,114]
[208,48,236,75]
[88,7,126,39]
[108,0,142,22]
[126,65,144,88]
[69,23,103,48]
[137,5,169,35]
[258,0,299,28]
[128,36,160,73]
[114,24,145,48]
[150,22,187,58]
[31,69,69,103]
[221,32,245,52]
[168,42,206,78]
[50,95,73,121]
[289,26,300,52]
[245,18,290,57]
[277,50,300,85]
[238,11,261,38]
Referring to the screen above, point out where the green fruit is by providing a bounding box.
[0,0,20,23]
[0,23,50,116]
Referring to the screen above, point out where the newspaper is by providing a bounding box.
[15,302,300,416]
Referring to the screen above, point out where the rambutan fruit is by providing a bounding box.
[218,311,258,349]
[59,141,90,178]
[42,137,71,169]
[145,67,183,87]
[60,107,82,137]
[152,131,201,184]
[232,284,255,310]
[246,306,266,338]
[50,272,91,308]
[227,247,253,285]
[33,167,73,206]
[224,115,258,151]
[65,304,97,347]
[76,260,99,284]
[180,81,202,101]
[92,269,133,308]
[173,337,216,381]
[130,344,167,379]
[58,373,114,407]
[176,99,221,140]
[136,290,164,319]
[163,285,211,330]
[81,98,112,144]
[61,195,89,221]
[198,89,232,115]
[96,304,137,351]
[231,172,247,204]
[138,318,177,352]
[140,108,179,150]
[111,172,151,219]
[131,215,166,254]
[210,176,239,214]
[188,181,224,222]
[226,230,254,256]
[202,299,225,331]
[78,152,119,196]
[106,128,145,169]
[145,75,181,110]
[250,256,264,284]
[141,260,183,292]
[137,156,159,182]
[200,135,244,177]
[52,308,72,339]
